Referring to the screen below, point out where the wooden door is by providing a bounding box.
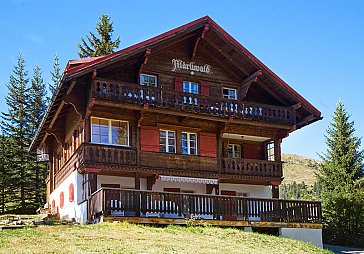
[221,190,237,220]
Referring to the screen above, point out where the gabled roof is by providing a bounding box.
[30,16,321,151]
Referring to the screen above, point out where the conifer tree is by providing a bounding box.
[78,14,120,58]
[318,101,364,246]
[318,101,363,191]
[1,54,33,213]
[29,65,48,207]
[49,54,60,97]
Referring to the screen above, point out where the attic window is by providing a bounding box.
[223,87,237,100]
[140,74,157,87]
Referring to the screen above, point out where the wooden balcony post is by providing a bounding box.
[134,172,141,217]
[274,139,282,162]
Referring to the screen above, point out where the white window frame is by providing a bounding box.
[223,87,237,100]
[140,73,158,87]
[227,144,241,158]
[267,141,275,161]
[183,81,199,94]
[159,130,176,153]
[182,132,198,155]
[91,117,130,147]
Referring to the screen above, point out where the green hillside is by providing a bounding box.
[0,222,331,254]
[282,154,321,187]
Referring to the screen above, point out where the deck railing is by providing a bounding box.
[92,80,295,125]
[89,188,322,224]
[221,158,282,177]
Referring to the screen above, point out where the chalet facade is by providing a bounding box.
[30,16,323,247]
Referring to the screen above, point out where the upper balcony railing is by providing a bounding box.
[92,80,295,125]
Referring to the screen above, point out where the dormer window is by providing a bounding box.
[140,74,157,87]
[183,81,199,94]
[223,87,237,100]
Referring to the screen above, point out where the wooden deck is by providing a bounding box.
[89,188,322,227]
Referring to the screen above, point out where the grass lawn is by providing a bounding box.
[0,222,331,254]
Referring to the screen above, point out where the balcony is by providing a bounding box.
[89,188,322,224]
[92,79,295,125]
[56,144,282,182]
[221,158,282,178]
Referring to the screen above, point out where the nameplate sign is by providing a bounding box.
[171,58,212,74]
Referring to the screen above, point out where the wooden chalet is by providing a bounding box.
[30,16,323,247]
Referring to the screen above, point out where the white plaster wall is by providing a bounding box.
[218,183,271,198]
[97,175,147,190]
[279,228,323,248]
[49,171,88,223]
[152,179,206,193]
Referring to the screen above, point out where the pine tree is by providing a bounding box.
[1,54,33,213]
[78,14,120,58]
[29,65,48,208]
[318,101,364,246]
[318,101,363,191]
[49,54,60,97]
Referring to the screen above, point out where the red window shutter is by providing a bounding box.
[60,192,64,209]
[69,183,74,202]
[200,132,216,157]
[140,126,160,152]
[200,81,209,96]
[174,77,183,92]
[243,144,260,159]
[52,199,55,209]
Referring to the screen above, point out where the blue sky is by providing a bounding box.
[0,0,363,159]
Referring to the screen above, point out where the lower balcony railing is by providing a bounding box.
[89,188,322,224]
[221,158,282,177]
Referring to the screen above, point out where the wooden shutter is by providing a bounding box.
[69,183,74,202]
[200,81,209,96]
[174,77,183,92]
[243,144,260,159]
[140,126,160,152]
[60,192,64,209]
[200,132,216,157]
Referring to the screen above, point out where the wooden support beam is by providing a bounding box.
[147,174,158,190]
[136,48,152,83]
[191,24,210,59]
[46,128,64,146]
[135,172,140,190]
[296,114,315,128]
[240,70,263,100]
[204,38,250,76]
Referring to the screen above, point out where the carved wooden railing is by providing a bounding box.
[89,188,322,223]
[82,143,137,166]
[221,158,282,178]
[92,80,294,125]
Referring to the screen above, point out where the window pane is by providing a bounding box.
[91,118,109,144]
[191,83,198,94]
[182,147,188,154]
[190,148,196,155]
[111,121,128,145]
[160,131,166,138]
[168,132,175,138]
[160,144,166,153]
[183,82,189,93]
[168,146,175,153]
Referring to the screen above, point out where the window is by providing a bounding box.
[183,81,199,94]
[160,130,176,153]
[140,74,157,87]
[267,141,275,161]
[91,117,129,146]
[182,132,197,155]
[223,87,237,100]
[227,144,241,158]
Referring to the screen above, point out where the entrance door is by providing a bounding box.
[221,190,237,220]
